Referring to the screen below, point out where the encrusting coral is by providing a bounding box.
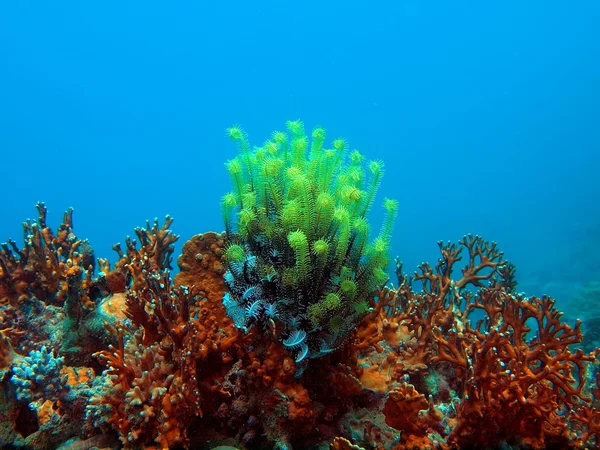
[0,120,599,449]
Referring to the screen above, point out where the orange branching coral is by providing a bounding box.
[345,235,600,449]
[94,286,204,448]
[439,291,599,448]
[415,234,514,299]
[386,235,517,382]
[570,404,600,447]
[0,203,95,308]
[382,382,442,448]
[5,200,597,450]
[94,328,199,448]
[0,207,182,367]
[123,270,195,347]
[96,216,179,295]
[378,235,598,448]
[93,232,244,448]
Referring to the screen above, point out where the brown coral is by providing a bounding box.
[0,203,95,308]
[174,231,226,298]
[93,231,245,448]
[96,216,179,295]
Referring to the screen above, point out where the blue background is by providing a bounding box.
[1,1,599,310]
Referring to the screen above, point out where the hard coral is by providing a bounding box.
[96,216,179,295]
[1,144,599,450]
[369,235,600,449]
[10,346,69,404]
[94,329,200,448]
[442,292,598,449]
[93,231,244,448]
[93,279,206,448]
[0,202,94,308]
[333,235,600,449]
[0,204,126,367]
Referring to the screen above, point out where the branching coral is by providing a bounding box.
[0,204,118,365]
[393,235,517,375]
[92,278,206,448]
[0,202,95,308]
[409,237,596,447]
[93,327,200,448]
[96,216,179,295]
[92,232,244,448]
[345,235,600,449]
[439,291,597,448]
[10,346,69,405]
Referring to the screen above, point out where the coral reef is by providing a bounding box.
[0,121,598,449]
[344,235,600,449]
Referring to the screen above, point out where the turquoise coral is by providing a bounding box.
[10,345,68,405]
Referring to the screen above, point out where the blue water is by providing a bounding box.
[1,1,599,311]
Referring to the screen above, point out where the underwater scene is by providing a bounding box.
[1,2,599,449]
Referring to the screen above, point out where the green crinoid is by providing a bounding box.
[221,120,397,370]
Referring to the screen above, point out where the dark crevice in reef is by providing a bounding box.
[15,404,38,438]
